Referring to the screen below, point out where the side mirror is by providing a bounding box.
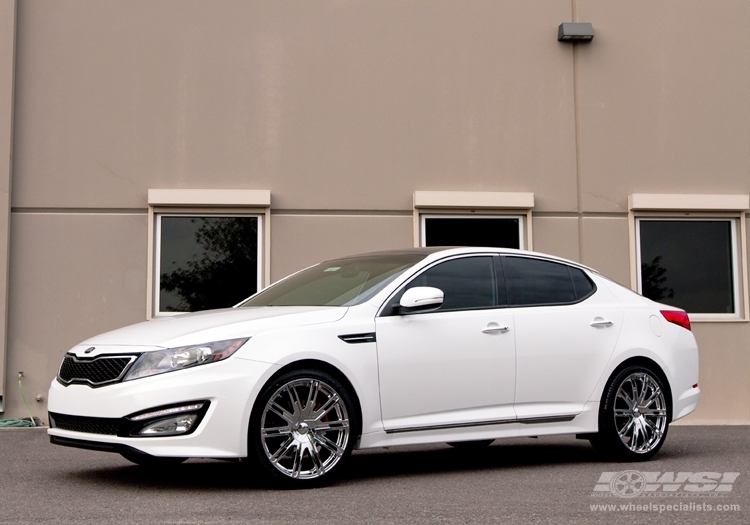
[399,287,444,313]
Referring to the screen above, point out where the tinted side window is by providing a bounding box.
[406,256,496,311]
[502,257,577,306]
[570,267,595,300]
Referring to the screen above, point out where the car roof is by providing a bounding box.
[331,247,598,274]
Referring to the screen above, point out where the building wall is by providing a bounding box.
[0,0,16,413]
[2,0,749,423]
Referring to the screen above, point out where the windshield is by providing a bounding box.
[240,253,426,307]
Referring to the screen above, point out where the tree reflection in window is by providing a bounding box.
[640,256,675,302]
[638,219,735,314]
[159,216,259,312]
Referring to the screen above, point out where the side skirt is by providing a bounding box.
[384,414,576,435]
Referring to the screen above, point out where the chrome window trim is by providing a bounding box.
[377,253,597,317]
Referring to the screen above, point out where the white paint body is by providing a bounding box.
[48,248,700,458]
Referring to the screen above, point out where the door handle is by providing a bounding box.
[482,324,510,334]
[590,318,613,328]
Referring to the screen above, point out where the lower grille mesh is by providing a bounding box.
[49,412,121,435]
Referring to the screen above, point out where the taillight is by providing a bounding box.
[660,310,691,331]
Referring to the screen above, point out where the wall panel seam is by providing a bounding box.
[11,208,148,214]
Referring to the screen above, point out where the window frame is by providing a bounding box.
[419,213,526,250]
[146,189,271,319]
[379,254,503,316]
[634,216,741,321]
[413,191,535,250]
[153,212,264,316]
[628,193,750,323]
[379,253,596,317]
[499,255,596,308]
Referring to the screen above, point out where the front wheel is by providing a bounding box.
[248,369,358,488]
[591,365,670,461]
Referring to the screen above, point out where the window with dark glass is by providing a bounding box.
[638,219,736,314]
[404,256,497,311]
[157,215,260,313]
[423,216,521,249]
[570,266,594,299]
[502,257,592,306]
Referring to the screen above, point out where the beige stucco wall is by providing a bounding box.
[1,0,748,423]
[6,213,147,419]
[0,0,16,412]
[576,0,750,213]
[581,217,631,287]
[687,322,750,424]
[11,0,578,213]
[271,214,414,281]
[531,216,580,263]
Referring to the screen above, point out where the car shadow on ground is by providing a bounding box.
[349,439,598,479]
[54,436,695,491]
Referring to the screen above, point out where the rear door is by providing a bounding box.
[501,256,623,420]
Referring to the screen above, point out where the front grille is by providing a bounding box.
[49,412,121,435]
[58,354,138,387]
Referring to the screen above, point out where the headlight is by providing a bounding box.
[123,338,248,381]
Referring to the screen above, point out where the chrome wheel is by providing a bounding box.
[259,377,351,480]
[592,365,670,461]
[613,372,667,454]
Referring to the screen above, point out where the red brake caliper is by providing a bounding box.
[314,402,330,422]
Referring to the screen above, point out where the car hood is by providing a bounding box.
[77,306,347,349]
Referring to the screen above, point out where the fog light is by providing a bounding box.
[130,402,205,421]
[138,414,198,436]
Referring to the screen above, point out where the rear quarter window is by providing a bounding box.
[501,257,595,306]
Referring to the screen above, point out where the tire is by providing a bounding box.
[447,440,494,449]
[120,452,187,467]
[591,365,670,461]
[248,369,359,488]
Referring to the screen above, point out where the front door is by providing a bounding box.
[375,256,516,432]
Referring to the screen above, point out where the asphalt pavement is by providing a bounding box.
[0,425,747,524]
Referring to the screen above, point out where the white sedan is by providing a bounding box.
[48,248,700,487]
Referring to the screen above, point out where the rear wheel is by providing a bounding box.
[248,369,358,488]
[591,365,670,461]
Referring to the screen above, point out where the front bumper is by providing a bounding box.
[47,357,276,458]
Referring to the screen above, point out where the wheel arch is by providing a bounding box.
[249,359,364,440]
[600,356,674,422]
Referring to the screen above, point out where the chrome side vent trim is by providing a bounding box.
[338,333,376,344]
